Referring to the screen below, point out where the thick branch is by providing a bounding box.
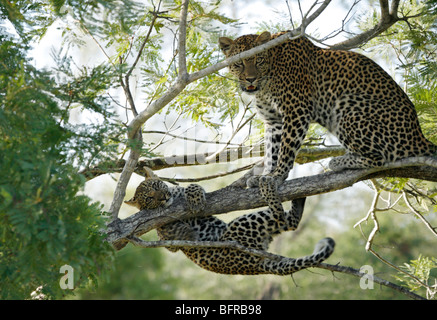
[380,0,390,17]
[108,129,142,220]
[105,159,437,248]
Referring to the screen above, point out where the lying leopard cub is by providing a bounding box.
[125,169,334,275]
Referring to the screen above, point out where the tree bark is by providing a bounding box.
[105,161,437,250]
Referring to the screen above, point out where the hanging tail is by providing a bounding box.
[260,237,335,275]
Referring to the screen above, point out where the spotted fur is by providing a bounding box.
[125,174,335,275]
[219,32,437,188]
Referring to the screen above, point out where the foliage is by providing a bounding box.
[395,255,437,299]
[76,234,180,299]
[0,13,118,299]
[0,0,242,300]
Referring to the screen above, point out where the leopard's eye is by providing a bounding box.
[233,61,243,69]
[256,57,265,64]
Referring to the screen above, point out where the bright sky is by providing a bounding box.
[30,1,369,68]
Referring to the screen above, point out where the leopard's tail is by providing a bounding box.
[260,237,335,275]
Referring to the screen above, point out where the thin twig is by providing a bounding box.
[403,191,437,238]
[354,182,434,294]
[121,3,162,117]
[143,130,241,146]
[148,111,183,153]
[125,1,163,80]
[205,113,256,163]
[317,263,425,300]
[160,163,256,183]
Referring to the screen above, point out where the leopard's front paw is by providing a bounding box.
[184,184,206,214]
[258,175,278,200]
[258,175,285,217]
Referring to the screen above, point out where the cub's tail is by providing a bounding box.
[260,237,335,275]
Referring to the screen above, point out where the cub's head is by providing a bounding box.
[219,31,271,94]
[124,168,172,210]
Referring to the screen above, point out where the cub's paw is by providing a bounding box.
[184,184,206,214]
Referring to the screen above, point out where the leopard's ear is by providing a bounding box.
[255,31,271,45]
[219,36,235,56]
[143,166,158,180]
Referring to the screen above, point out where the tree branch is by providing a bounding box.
[380,0,390,18]
[81,146,346,180]
[126,29,304,141]
[330,0,402,50]
[120,4,162,117]
[302,0,332,30]
[317,263,425,300]
[127,236,283,261]
[109,0,192,220]
[126,233,425,299]
[108,7,164,218]
[177,0,189,80]
[354,180,437,296]
[108,5,166,220]
[108,129,142,220]
[403,191,437,238]
[105,158,437,249]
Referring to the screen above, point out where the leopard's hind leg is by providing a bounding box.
[328,152,384,171]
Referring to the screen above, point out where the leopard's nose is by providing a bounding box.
[245,77,258,92]
[246,77,256,84]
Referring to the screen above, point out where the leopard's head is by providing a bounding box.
[124,169,172,210]
[219,31,271,94]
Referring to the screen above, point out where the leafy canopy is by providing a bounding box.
[0,3,124,299]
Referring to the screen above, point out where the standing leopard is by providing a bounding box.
[124,169,335,275]
[219,32,437,189]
